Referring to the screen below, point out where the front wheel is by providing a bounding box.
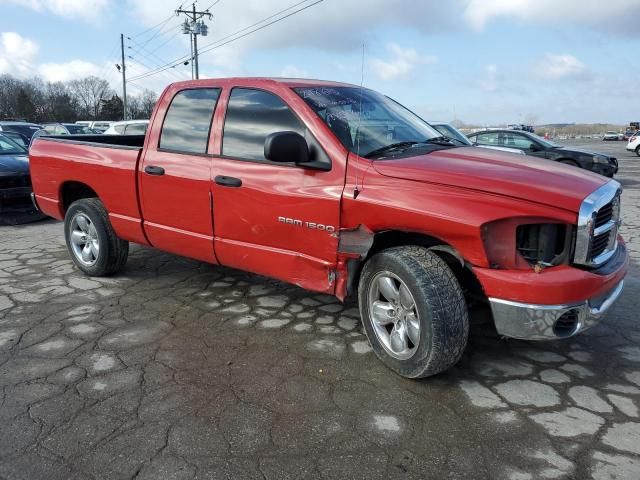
[636,146,640,157]
[358,246,469,378]
[64,198,129,276]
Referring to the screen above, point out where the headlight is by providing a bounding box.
[592,155,610,164]
[515,224,571,266]
[482,219,572,270]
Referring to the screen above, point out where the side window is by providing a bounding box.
[114,125,126,134]
[159,88,220,154]
[222,88,305,161]
[475,132,499,145]
[502,132,534,149]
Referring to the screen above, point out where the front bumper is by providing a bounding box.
[489,280,624,340]
[592,162,617,177]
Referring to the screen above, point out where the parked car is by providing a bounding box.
[76,121,113,132]
[103,120,149,135]
[42,123,95,135]
[468,129,618,177]
[0,121,43,143]
[0,133,46,224]
[430,121,525,155]
[30,78,628,378]
[603,131,622,141]
[626,132,640,157]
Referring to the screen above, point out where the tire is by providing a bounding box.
[64,198,129,276]
[636,146,640,157]
[358,246,469,378]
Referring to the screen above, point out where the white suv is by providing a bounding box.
[627,132,640,156]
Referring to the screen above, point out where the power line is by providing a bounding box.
[127,38,184,80]
[203,0,222,11]
[138,17,182,49]
[129,0,317,81]
[128,0,323,82]
[129,5,183,40]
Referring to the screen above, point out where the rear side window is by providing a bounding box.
[160,88,220,154]
[222,88,305,161]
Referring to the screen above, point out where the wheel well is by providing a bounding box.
[60,182,98,213]
[558,158,579,166]
[347,230,486,304]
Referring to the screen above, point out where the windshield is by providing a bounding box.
[530,133,561,148]
[0,134,27,154]
[432,124,472,145]
[294,86,441,158]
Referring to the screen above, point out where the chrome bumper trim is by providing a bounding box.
[30,192,40,212]
[489,280,624,340]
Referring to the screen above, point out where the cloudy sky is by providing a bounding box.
[1,0,639,125]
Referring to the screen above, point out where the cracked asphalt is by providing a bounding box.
[1,140,640,479]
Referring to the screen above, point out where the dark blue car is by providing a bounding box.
[0,133,45,224]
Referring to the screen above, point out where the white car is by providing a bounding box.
[603,131,623,141]
[103,120,149,135]
[627,132,640,156]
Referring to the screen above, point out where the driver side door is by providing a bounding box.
[211,87,343,294]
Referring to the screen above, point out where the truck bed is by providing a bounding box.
[36,134,145,149]
[29,134,147,245]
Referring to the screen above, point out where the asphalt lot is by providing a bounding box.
[1,139,639,480]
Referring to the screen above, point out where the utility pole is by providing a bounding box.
[176,3,211,80]
[192,3,199,79]
[119,33,127,120]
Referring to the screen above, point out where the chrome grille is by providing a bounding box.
[594,203,613,228]
[574,181,622,268]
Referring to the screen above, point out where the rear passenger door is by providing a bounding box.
[211,87,342,294]
[139,87,221,263]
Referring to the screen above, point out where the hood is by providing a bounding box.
[0,154,29,176]
[372,146,607,212]
[556,146,611,158]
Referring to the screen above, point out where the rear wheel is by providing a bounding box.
[636,146,640,157]
[64,198,128,276]
[358,246,469,378]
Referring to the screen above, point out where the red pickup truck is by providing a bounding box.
[29,78,628,378]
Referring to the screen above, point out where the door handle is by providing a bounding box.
[144,165,165,176]
[215,175,242,187]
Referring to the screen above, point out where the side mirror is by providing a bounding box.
[529,143,541,151]
[264,131,309,164]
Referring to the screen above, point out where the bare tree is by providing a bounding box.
[139,89,158,119]
[67,76,113,119]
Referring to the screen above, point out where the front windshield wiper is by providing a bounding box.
[363,141,422,159]
[425,135,466,146]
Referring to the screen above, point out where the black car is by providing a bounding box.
[0,121,43,143]
[0,133,45,225]
[467,129,618,178]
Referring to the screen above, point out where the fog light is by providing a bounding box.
[553,310,581,337]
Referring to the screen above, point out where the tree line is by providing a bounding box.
[0,74,157,123]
